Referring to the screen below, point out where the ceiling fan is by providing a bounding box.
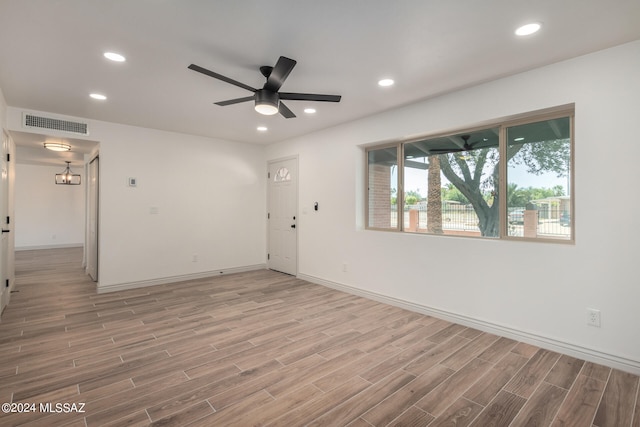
[429,135,478,154]
[188,56,341,118]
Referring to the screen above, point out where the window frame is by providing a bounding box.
[364,105,575,243]
[365,143,402,232]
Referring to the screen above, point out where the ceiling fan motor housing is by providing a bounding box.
[255,89,279,115]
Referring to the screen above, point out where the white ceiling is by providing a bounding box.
[1,0,639,164]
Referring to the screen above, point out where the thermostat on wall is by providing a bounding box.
[128,177,137,187]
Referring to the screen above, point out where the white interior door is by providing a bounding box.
[268,158,298,275]
[0,132,10,313]
[86,157,99,281]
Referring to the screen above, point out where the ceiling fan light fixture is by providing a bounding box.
[254,90,279,115]
[44,142,71,152]
[255,103,279,115]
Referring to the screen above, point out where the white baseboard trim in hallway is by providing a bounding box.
[98,263,267,293]
[298,273,640,376]
[16,243,83,251]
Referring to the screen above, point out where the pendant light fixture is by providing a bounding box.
[55,161,81,185]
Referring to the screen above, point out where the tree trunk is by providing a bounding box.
[439,152,500,237]
[475,200,500,237]
[427,156,443,234]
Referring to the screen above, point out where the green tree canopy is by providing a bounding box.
[404,195,419,205]
[441,183,470,205]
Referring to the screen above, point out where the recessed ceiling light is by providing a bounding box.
[257,126,268,132]
[304,108,316,114]
[515,22,541,36]
[514,137,525,141]
[90,93,107,100]
[378,78,395,87]
[104,52,126,62]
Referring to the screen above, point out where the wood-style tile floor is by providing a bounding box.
[1,248,639,426]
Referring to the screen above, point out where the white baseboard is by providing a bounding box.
[97,264,267,294]
[16,243,83,251]
[298,273,640,376]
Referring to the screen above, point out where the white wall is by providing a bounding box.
[0,87,5,129]
[14,164,85,249]
[6,112,267,291]
[266,40,640,373]
[89,121,267,290]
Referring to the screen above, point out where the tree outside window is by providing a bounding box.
[366,109,573,242]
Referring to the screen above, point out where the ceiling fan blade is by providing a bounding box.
[279,92,341,102]
[278,102,296,119]
[264,56,297,92]
[188,64,256,93]
[215,96,255,106]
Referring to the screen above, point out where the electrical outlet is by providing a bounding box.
[587,308,601,327]
[192,254,198,263]
[342,263,348,272]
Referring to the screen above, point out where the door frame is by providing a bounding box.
[0,130,15,318]
[85,155,99,282]
[267,155,299,276]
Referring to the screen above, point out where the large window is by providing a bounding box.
[366,108,574,242]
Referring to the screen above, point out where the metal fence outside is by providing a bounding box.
[391,204,571,237]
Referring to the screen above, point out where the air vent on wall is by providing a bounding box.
[23,113,89,136]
